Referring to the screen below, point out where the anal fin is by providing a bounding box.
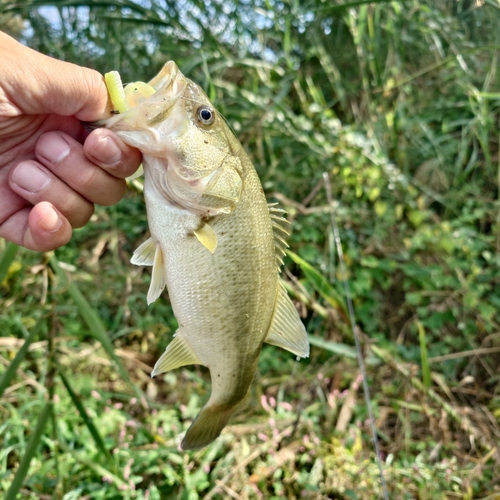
[151,332,203,377]
[265,283,309,358]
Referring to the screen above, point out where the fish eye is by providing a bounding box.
[197,106,215,125]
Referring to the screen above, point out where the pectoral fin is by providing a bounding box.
[147,242,167,305]
[130,237,156,266]
[193,223,217,253]
[265,283,310,358]
[151,332,203,377]
[131,238,166,304]
[126,163,144,181]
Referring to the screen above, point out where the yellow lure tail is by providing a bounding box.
[104,71,128,113]
[105,71,157,114]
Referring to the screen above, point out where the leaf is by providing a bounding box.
[416,321,431,390]
[308,335,357,358]
[0,318,44,399]
[286,250,347,316]
[49,255,145,402]
[4,401,52,500]
[312,0,407,13]
[59,370,115,469]
[58,441,128,489]
[0,241,19,286]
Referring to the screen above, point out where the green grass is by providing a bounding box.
[1,0,500,498]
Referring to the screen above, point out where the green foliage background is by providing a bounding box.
[1,0,500,498]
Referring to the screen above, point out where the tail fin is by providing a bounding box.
[181,394,250,451]
[181,405,233,451]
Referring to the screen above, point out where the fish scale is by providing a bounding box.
[93,61,310,450]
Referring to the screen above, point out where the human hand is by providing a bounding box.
[0,32,142,251]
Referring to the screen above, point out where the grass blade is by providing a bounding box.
[416,320,431,390]
[59,370,115,468]
[286,250,348,316]
[0,241,19,286]
[484,0,500,10]
[312,0,408,13]
[4,401,52,500]
[308,335,357,359]
[58,441,127,489]
[0,318,44,399]
[49,255,145,402]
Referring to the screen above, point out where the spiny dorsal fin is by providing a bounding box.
[268,203,290,268]
[151,332,203,377]
[264,282,309,358]
[193,223,218,253]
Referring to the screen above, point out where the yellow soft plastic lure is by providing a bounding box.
[104,71,128,113]
[104,71,156,113]
[104,71,155,183]
[124,82,156,108]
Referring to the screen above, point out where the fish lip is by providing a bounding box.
[82,66,188,133]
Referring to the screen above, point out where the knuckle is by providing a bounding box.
[72,204,94,229]
[62,196,94,228]
[79,166,100,192]
[99,180,126,206]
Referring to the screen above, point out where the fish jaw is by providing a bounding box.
[86,61,189,154]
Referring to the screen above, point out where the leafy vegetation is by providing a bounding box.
[1,0,500,498]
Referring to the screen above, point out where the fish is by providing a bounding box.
[93,62,309,450]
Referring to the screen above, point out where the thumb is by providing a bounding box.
[1,32,111,122]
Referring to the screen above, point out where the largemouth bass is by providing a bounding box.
[94,62,309,450]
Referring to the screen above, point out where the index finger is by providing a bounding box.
[83,128,142,179]
[1,32,110,122]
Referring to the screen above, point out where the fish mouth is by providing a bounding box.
[82,61,187,133]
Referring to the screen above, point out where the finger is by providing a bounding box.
[9,160,94,228]
[83,128,142,179]
[0,202,72,252]
[35,131,128,206]
[1,32,110,121]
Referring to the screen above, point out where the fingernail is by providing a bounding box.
[37,133,71,164]
[90,136,122,165]
[38,207,62,233]
[12,162,51,192]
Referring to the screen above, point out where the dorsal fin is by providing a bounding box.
[268,203,291,268]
